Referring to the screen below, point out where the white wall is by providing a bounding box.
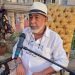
[55,0,67,5]
[56,0,75,5]
[67,0,75,5]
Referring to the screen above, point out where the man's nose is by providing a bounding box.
[31,17,36,24]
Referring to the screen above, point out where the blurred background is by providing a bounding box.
[0,0,75,75]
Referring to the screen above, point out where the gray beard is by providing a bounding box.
[31,25,45,34]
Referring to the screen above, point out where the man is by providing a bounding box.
[12,2,69,75]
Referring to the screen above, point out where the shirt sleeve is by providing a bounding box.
[50,33,69,72]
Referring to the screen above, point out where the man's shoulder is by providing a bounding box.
[47,27,62,40]
[46,27,58,37]
[46,28,63,47]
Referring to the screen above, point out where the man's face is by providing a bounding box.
[29,13,47,34]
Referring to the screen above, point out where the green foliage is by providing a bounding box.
[9,32,20,41]
[8,32,21,48]
[71,30,75,50]
[0,39,6,47]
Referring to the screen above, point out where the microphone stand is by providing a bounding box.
[0,57,12,75]
[0,47,75,75]
[23,46,75,75]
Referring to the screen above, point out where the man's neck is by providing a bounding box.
[34,34,43,40]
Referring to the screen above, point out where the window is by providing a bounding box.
[15,13,20,26]
[59,0,67,5]
[25,0,33,4]
[6,0,11,2]
[6,0,17,3]
[41,0,46,3]
[11,0,17,3]
[17,0,24,3]
[42,0,52,4]
[33,0,40,2]
[25,0,27,3]
[52,0,55,3]
[64,0,67,5]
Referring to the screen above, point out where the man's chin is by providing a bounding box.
[32,29,40,34]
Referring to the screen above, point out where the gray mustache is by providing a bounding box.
[30,26,38,29]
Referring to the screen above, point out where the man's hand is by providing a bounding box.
[32,67,56,75]
[32,71,43,75]
[16,63,26,75]
[32,72,51,75]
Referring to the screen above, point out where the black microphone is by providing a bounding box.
[14,33,26,58]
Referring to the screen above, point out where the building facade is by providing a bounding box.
[0,0,75,32]
[0,0,33,31]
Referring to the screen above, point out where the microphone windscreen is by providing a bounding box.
[20,33,26,39]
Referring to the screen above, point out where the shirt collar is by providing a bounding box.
[43,27,50,38]
[35,27,50,44]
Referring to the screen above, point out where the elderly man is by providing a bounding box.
[12,2,69,75]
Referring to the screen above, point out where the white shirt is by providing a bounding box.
[12,27,69,75]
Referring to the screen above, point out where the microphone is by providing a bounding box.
[14,33,26,58]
